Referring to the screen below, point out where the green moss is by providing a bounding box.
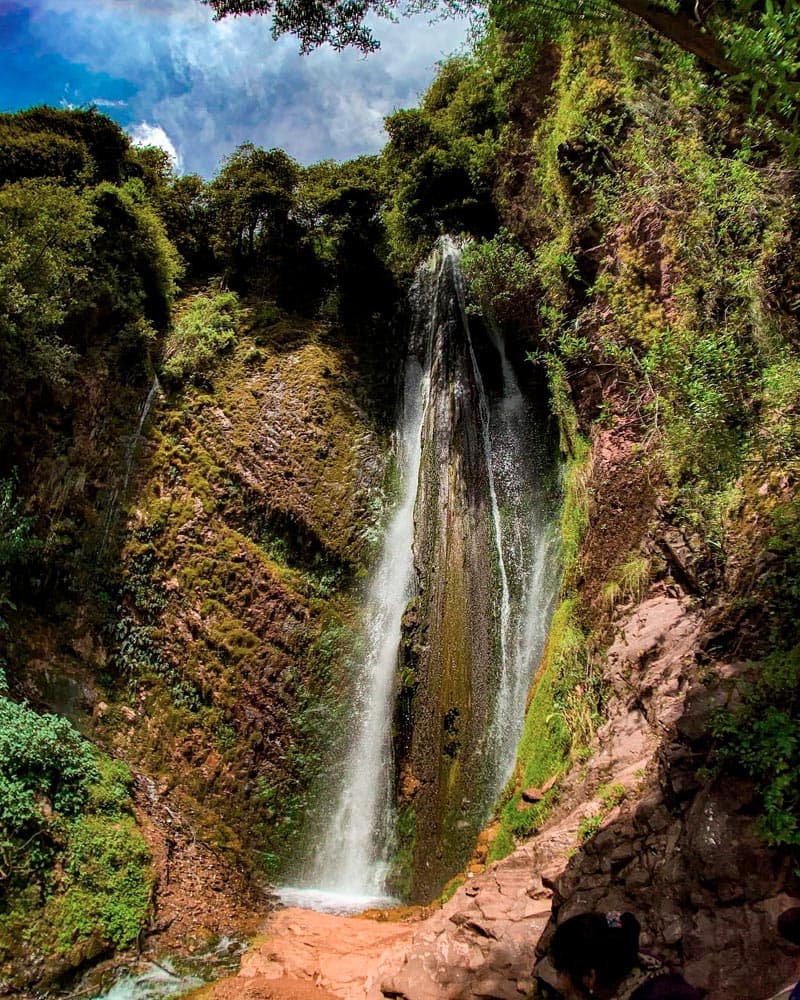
[110,295,383,882]
[388,805,417,899]
[52,815,153,952]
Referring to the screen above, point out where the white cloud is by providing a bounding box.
[129,121,183,170]
[25,0,470,175]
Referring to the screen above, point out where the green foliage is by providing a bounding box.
[89,180,182,326]
[113,615,201,712]
[577,785,625,842]
[0,474,41,625]
[159,173,214,281]
[55,815,152,950]
[0,106,132,185]
[0,697,98,833]
[599,782,626,809]
[489,596,599,861]
[298,156,395,321]
[461,228,537,325]
[0,130,89,186]
[722,0,800,129]
[387,805,417,899]
[209,144,298,268]
[577,810,603,843]
[161,291,240,384]
[0,695,152,959]
[382,55,503,269]
[712,646,800,846]
[0,179,95,392]
[601,552,651,609]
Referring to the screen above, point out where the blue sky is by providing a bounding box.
[0,0,469,176]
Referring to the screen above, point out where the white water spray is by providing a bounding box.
[449,242,559,792]
[297,255,452,903]
[286,239,559,907]
[481,314,560,789]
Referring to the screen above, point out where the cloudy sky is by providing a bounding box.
[0,0,469,176]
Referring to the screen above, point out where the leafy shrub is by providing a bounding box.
[461,229,537,325]
[0,696,152,957]
[382,55,503,268]
[0,697,98,830]
[712,646,800,847]
[578,810,603,843]
[161,291,240,384]
[722,0,800,126]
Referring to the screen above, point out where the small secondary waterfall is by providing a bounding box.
[289,237,559,907]
[483,315,560,789]
[100,375,161,553]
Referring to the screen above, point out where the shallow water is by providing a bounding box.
[89,961,203,1000]
[77,937,245,1000]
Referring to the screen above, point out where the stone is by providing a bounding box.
[521,776,558,804]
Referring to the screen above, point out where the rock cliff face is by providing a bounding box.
[1,308,399,992]
[395,245,560,903]
[399,251,500,902]
[195,404,799,1000]
[382,411,800,1000]
[106,315,394,875]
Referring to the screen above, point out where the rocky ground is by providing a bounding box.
[181,409,800,1000]
[185,579,798,1000]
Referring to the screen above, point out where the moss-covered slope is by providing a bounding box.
[106,296,393,877]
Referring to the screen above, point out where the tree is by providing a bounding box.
[299,156,395,319]
[204,0,737,73]
[208,142,299,275]
[0,180,96,399]
[205,0,392,52]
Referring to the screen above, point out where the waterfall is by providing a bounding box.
[100,375,161,553]
[284,237,560,909]
[482,315,560,789]
[286,251,448,909]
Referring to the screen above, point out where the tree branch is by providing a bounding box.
[609,0,738,74]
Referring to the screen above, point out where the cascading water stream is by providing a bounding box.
[100,375,161,553]
[285,237,560,908]
[447,242,512,671]
[483,315,560,787]
[286,251,448,908]
[446,238,559,794]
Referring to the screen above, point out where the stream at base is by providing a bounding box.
[77,937,245,1000]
